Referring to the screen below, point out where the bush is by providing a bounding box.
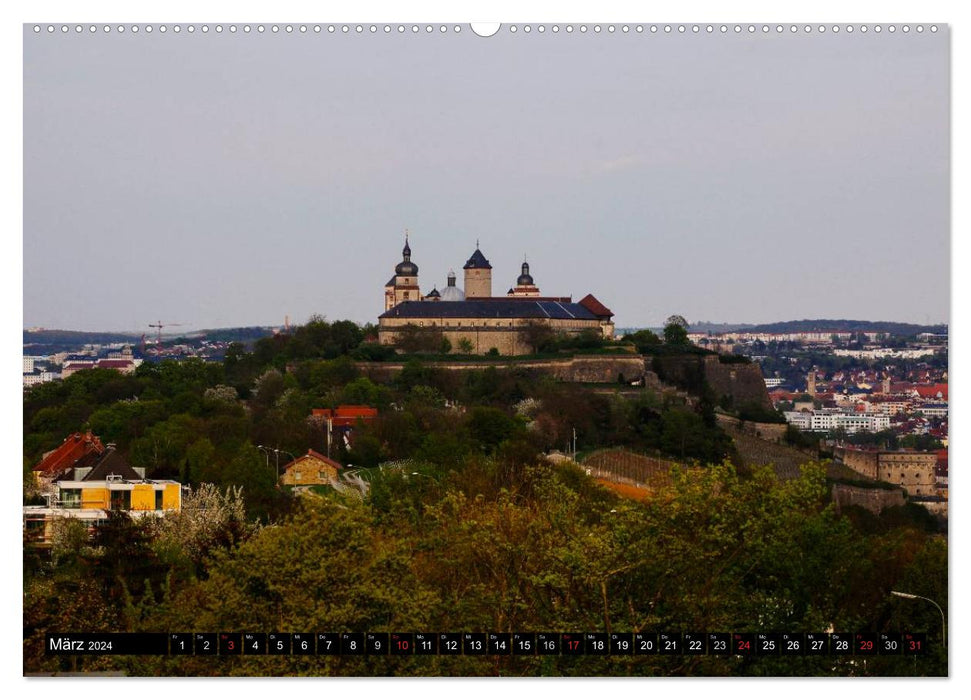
[351,343,396,362]
[737,401,786,424]
[718,354,751,364]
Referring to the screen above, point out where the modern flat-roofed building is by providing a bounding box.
[24,445,181,545]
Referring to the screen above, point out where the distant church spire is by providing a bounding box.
[403,230,411,259]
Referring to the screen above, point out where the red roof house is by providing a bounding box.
[312,405,379,428]
[34,431,105,478]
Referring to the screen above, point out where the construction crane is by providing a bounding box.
[148,321,184,357]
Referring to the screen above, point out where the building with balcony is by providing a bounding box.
[24,445,181,545]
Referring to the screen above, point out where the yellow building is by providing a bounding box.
[23,446,182,546]
[280,449,342,487]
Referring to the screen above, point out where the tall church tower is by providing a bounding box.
[385,234,420,311]
[463,243,492,299]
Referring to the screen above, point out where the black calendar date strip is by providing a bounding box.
[46,632,928,656]
[45,633,169,655]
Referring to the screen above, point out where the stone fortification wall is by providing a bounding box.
[830,483,906,515]
[651,354,772,409]
[702,356,773,409]
[714,413,788,442]
[357,355,661,386]
[835,447,880,480]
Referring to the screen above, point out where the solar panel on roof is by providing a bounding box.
[379,300,598,321]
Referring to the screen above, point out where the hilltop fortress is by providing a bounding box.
[378,235,615,355]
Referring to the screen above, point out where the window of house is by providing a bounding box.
[295,471,302,481]
[61,488,81,509]
[25,519,45,540]
[110,489,131,511]
[155,490,164,510]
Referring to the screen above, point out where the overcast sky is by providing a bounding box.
[23,24,949,332]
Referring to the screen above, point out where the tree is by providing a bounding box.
[222,443,279,520]
[663,322,690,346]
[625,329,661,353]
[149,482,249,567]
[395,324,444,354]
[182,437,217,484]
[457,337,475,354]
[252,369,286,411]
[346,434,384,468]
[517,322,555,354]
[468,407,523,453]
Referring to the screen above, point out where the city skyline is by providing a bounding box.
[24,25,949,332]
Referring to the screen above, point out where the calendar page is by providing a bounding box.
[22,15,949,680]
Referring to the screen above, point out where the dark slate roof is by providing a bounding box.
[516,262,534,286]
[379,299,599,321]
[385,276,396,287]
[463,248,491,270]
[82,448,143,481]
[395,260,418,275]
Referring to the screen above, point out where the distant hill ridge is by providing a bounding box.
[23,326,275,347]
[688,319,947,335]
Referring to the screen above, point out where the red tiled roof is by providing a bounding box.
[914,384,948,400]
[313,406,378,420]
[96,359,134,368]
[283,450,343,471]
[34,431,105,476]
[578,294,613,318]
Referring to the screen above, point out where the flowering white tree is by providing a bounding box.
[150,483,251,563]
[203,384,239,403]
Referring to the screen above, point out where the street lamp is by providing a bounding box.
[257,445,270,469]
[275,449,296,480]
[257,445,295,482]
[891,590,946,648]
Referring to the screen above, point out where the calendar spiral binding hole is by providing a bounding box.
[32,23,941,35]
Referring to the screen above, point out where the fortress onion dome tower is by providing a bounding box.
[508,259,541,297]
[463,243,492,299]
[440,269,465,301]
[425,287,441,301]
[384,233,421,311]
